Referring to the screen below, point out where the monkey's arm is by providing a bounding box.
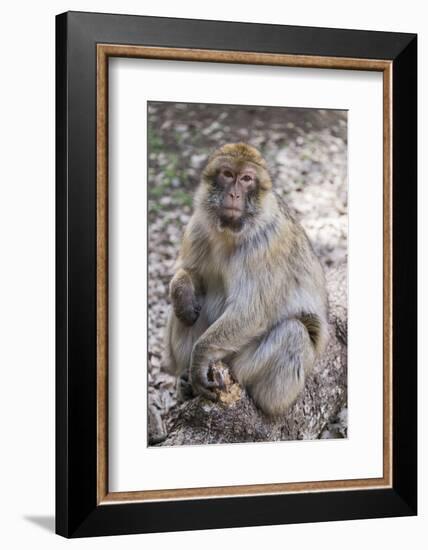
[169,267,201,326]
[190,300,267,400]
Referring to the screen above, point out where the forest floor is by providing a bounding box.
[147,102,348,444]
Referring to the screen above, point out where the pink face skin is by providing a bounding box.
[217,164,257,221]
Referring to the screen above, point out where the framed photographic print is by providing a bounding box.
[56,11,417,538]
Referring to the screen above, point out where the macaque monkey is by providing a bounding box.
[162,143,328,416]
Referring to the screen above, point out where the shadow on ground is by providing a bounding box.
[23,515,55,533]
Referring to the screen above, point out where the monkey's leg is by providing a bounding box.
[161,320,196,402]
[176,371,194,402]
[162,305,208,378]
[232,318,316,417]
[169,311,209,402]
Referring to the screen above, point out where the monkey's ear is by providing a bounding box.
[202,157,219,181]
[257,168,272,191]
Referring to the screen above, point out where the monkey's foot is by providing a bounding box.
[176,373,194,402]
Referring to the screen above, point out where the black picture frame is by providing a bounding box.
[56,11,417,538]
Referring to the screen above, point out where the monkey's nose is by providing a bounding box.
[229,192,240,199]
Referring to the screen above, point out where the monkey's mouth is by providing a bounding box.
[222,206,243,220]
[218,208,246,232]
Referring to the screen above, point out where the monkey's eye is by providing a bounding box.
[223,170,234,179]
[241,175,252,182]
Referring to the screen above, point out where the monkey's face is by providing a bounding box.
[203,161,264,232]
[201,144,272,233]
[215,163,258,227]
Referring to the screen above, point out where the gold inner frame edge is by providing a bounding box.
[96,44,393,505]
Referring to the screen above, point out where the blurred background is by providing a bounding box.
[147,102,348,443]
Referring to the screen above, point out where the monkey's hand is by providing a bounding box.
[190,361,225,401]
[170,269,201,326]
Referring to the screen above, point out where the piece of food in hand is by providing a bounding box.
[208,361,242,405]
